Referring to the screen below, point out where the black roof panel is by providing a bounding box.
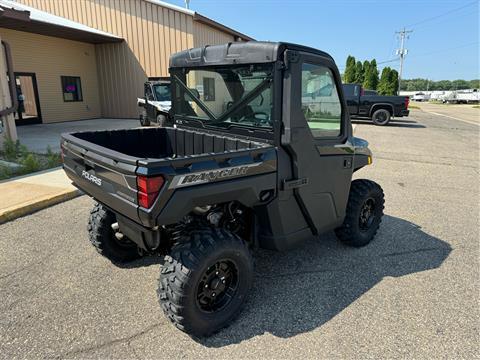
[169,41,334,68]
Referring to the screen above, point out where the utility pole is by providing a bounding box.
[395,28,413,94]
[185,0,190,9]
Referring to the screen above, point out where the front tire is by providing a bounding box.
[156,114,166,127]
[139,114,150,126]
[372,109,391,126]
[158,227,253,337]
[87,202,141,263]
[335,179,384,247]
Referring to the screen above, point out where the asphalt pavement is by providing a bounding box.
[1,108,478,359]
[409,101,479,126]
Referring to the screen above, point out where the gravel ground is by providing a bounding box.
[0,109,478,359]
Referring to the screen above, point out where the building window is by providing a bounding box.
[203,77,215,101]
[61,76,83,102]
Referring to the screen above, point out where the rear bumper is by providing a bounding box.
[398,109,410,117]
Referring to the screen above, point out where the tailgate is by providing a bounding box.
[61,134,141,223]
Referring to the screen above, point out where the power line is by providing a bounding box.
[377,58,399,65]
[407,41,479,59]
[407,0,478,28]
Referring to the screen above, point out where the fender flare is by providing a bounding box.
[369,103,394,117]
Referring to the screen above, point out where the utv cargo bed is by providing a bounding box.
[61,127,277,228]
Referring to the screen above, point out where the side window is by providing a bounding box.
[353,85,359,97]
[301,63,342,138]
[61,76,82,102]
[145,84,154,101]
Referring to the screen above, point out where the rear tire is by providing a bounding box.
[87,202,141,263]
[335,179,384,247]
[157,227,253,337]
[372,109,391,126]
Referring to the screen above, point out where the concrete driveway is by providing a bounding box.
[16,118,140,153]
[1,109,478,358]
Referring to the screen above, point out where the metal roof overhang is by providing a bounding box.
[193,13,254,42]
[0,6,122,44]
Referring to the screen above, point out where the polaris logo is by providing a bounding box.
[81,170,102,186]
[169,163,261,188]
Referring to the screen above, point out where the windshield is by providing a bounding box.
[171,64,273,129]
[154,84,171,102]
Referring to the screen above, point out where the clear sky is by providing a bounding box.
[166,0,479,81]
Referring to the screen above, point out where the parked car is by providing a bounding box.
[62,42,385,337]
[342,83,410,125]
[137,79,172,126]
[412,92,430,102]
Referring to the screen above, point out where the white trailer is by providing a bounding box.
[441,89,479,104]
[456,89,479,104]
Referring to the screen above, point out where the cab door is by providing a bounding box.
[144,83,157,120]
[282,50,354,234]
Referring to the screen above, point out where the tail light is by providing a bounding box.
[137,175,164,208]
[405,97,410,109]
[360,87,365,96]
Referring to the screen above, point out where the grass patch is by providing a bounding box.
[408,104,420,109]
[0,139,62,181]
[472,105,480,109]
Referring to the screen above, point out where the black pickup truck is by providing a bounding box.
[62,42,385,337]
[343,83,409,125]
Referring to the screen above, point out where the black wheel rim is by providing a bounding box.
[196,260,239,313]
[359,197,376,231]
[376,112,387,123]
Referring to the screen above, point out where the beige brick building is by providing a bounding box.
[0,0,252,124]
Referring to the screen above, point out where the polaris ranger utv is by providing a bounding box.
[137,79,172,127]
[61,42,384,337]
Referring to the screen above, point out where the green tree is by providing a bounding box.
[388,69,399,95]
[469,79,480,89]
[362,60,370,88]
[377,67,391,95]
[436,80,452,90]
[451,79,470,90]
[377,67,398,95]
[399,78,478,91]
[344,55,356,83]
[354,61,364,84]
[363,59,379,90]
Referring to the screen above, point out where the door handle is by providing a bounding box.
[283,178,309,190]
